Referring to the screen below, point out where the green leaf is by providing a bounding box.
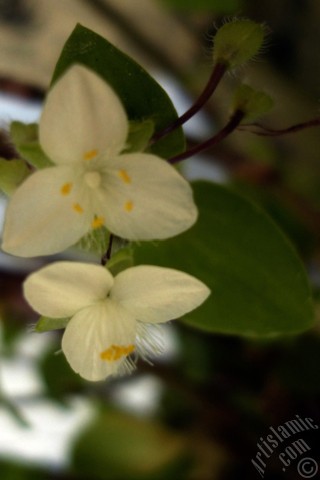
[51,24,184,159]
[10,121,53,169]
[0,394,29,427]
[134,181,314,336]
[10,121,37,145]
[0,460,44,480]
[40,343,85,400]
[72,408,190,480]
[35,316,69,333]
[0,158,29,195]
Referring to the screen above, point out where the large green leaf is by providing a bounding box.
[72,408,190,480]
[134,181,314,336]
[51,24,184,159]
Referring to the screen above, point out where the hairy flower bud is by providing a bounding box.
[213,19,266,69]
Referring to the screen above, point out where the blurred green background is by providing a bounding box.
[0,1,320,479]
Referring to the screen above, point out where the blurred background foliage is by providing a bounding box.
[0,0,320,479]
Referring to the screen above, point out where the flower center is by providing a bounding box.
[84,171,101,189]
[100,344,135,362]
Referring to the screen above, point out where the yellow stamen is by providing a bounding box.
[60,182,73,196]
[118,169,131,184]
[84,149,98,161]
[91,216,105,229]
[100,344,135,362]
[73,203,84,214]
[125,200,134,212]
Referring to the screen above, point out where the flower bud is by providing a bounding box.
[213,19,266,69]
[232,84,273,121]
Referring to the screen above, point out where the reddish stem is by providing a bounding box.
[239,117,320,136]
[169,110,245,164]
[101,234,114,266]
[151,62,227,143]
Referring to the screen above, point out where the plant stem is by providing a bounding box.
[239,117,320,136]
[151,62,227,143]
[169,109,244,164]
[101,234,114,266]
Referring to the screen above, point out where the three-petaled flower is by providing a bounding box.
[2,65,197,257]
[23,261,210,381]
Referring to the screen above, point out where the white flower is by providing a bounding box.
[2,65,197,257]
[23,261,210,381]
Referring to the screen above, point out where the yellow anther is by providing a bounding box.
[60,182,73,196]
[91,216,105,229]
[100,344,135,362]
[118,169,131,184]
[73,203,84,214]
[84,149,98,161]
[125,200,134,212]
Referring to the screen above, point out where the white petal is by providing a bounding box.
[62,300,136,381]
[39,65,128,165]
[23,261,114,318]
[110,265,211,323]
[98,153,198,240]
[1,166,91,257]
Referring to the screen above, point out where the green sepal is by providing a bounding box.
[10,121,53,169]
[35,316,69,333]
[106,247,134,276]
[77,226,110,257]
[0,158,29,195]
[123,119,155,153]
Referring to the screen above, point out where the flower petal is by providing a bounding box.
[62,300,136,381]
[1,166,91,257]
[39,65,128,165]
[110,265,211,323]
[98,153,198,240]
[23,261,114,318]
